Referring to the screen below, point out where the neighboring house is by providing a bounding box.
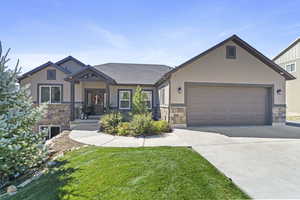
[273,38,300,117]
[18,35,294,138]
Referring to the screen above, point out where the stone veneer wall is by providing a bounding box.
[36,104,71,131]
[272,105,286,124]
[159,107,169,121]
[169,105,186,127]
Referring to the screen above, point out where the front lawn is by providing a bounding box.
[5,147,249,200]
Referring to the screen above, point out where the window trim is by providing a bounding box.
[39,125,61,139]
[226,45,236,59]
[142,89,153,109]
[38,84,63,104]
[47,69,56,80]
[118,89,132,110]
[285,62,296,73]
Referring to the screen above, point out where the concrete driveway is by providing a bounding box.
[175,126,300,199]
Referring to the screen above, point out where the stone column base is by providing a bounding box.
[272,105,286,125]
[170,105,187,127]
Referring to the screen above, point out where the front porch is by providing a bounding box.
[65,66,116,121]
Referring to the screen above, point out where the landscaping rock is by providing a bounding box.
[47,161,57,167]
[7,185,17,195]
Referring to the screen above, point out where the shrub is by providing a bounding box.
[130,113,154,136]
[153,120,172,133]
[117,122,133,136]
[132,86,148,115]
[121,112,132,122]
[99,112,123,134]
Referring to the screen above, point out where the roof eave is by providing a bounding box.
[56,55,87,67]
[18,61,71,82]
[156,34,295,82]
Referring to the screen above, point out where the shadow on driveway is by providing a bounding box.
[185,125,300,139]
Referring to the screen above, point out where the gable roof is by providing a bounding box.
[156,34,295,85]
[94,63,172,85]
[273,38,300,61]
[65,66,116,84]
[56,55,87,67]
[18,61,71,81]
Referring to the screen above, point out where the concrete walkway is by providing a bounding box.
[69,129,189,147]
[69,126,300,199]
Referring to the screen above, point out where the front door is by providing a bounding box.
[85,89,105,115]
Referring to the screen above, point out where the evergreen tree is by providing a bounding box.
[0,42,47,186]
[132,86,148,115]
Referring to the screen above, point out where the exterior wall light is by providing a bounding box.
[178,87,182,94]
[276,89,282,95]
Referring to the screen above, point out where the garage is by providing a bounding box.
[186,84,272,126]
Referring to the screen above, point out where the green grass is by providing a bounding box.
[4,147,249,200]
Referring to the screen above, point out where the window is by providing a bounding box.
[47,69,56,80]
[118,90,131,109]
[285,63,296,73]
[226,45,236,59]
[159,88,165,105]
[39,125,61,140]
[39,85,62,104]
[142,90,153,109]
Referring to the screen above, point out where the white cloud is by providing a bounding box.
[86,23,130,49]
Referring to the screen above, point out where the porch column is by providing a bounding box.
[106,83,110,111]
[70,80,75,121]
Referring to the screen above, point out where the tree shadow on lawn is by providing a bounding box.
[9,160,88,200]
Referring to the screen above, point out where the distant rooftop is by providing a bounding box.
[273,37,300,61]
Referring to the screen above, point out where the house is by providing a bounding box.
[18,35,294,138]
[273,38,300,117]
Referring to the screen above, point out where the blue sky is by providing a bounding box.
[1,0,299,73]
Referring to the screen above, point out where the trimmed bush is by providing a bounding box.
[99,112,123,134]
[130,113,154,136]
[100,112,172,136]
[117,122,133,136]
[153,120,172,133]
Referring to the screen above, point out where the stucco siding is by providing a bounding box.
[19,65,71,103]
[170,40,286,106]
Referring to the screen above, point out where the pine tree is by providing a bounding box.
[0,42,47,186]
[132,86,148,115]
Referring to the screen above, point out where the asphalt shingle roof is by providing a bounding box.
[93,63,172,85]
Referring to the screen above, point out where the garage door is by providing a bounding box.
[186,85,271,126]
